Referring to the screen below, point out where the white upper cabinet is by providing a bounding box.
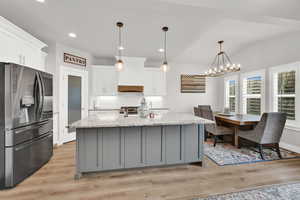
[90,65,119,96]
[118,57,146,85]
[0,16,47,71]
[144,68,166,96]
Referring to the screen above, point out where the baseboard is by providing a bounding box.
[280,142,300,153]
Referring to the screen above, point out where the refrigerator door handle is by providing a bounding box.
[38,72,45,117]
[35,72,43,119]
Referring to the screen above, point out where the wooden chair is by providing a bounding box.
[238,112,287,159]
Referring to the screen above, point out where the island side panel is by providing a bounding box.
[76,123,204,175]
[165,125,183,164]
[123,127,144,168]
[76,128,99,172]
[143,126,165,166]
[102,128,123,170]
[183,124,202,163]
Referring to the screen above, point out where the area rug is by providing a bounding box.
[194,182,300,200]
[204,142,300,166]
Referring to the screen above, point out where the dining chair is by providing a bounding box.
[198,105,234,147]
[238,112,287,160]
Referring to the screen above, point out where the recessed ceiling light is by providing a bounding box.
[158,48,165,52]
[68,33,77,38]
[118,46,125,50]
[36,0,45,3]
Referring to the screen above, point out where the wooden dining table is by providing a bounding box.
[214,114,261,147]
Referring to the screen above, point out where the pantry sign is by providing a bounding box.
[64,53,87,67]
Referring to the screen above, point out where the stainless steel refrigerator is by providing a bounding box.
[0,63,53,189]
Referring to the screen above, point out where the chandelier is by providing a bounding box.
[205,40,241,77]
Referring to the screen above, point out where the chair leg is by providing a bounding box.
[258,144,265,160]
[275,143,282,159]
[213,135,218,147]
[237,137,241,149]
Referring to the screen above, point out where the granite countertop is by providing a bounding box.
[88,108,170,111]
[70,112,214,128]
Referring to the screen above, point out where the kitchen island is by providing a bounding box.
[70,112,213,179]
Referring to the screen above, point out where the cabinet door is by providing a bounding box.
[144,68,166,96]
[153,70,166,96]
[0,32,19,64]
[123,127,143,168]
[143,69,154,96]
[183,125,200,162]
[143,126,164,165]
[165,126,183,164]
[91,66,118,96]
[102,128,123,170]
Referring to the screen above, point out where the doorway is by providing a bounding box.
[60,66,88,144]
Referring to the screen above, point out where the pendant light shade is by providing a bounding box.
[161,26,169,72]
[115,22,124,71]
[115,59,124,71]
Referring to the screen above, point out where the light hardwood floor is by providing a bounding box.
[1,142,300,200]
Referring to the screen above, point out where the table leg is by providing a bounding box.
[234,127,239,147]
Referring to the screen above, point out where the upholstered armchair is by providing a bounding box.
[238,112,287,159]
[198,105,234,147]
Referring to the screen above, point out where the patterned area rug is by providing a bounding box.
[204,142,300,166]
[194,182,300,200]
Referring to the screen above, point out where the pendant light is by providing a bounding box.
[161,26,169,72]
[205,40,241,77]
[115,22,124,71]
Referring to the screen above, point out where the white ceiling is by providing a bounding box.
[0,0,299,65]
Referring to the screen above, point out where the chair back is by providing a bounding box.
[194,107,200,117]
[198,105,214,121]
[255,112,287,144]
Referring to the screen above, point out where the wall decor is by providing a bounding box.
[64,53,87,67]
[181,74,206,93]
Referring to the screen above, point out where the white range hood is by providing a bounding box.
[118,57,146,86]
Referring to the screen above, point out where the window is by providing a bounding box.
[270,63,299,126]
[241,70,265,115]
[224,76,238,113]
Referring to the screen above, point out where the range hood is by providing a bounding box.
[118,85,144,92]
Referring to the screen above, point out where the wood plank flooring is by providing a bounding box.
[1,142,300,200]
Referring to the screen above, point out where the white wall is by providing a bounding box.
[166,62,222,113]
[45,42,93,145]
[223,31,300,152]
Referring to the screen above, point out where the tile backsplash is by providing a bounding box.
[90,94,166,110]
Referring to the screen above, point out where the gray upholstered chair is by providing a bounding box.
[199,105,234,147]
[238,112,287,159]
[194,107,200,117]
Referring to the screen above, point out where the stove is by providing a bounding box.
[120,106,138,115]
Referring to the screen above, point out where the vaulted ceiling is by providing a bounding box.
[0,0,299,65]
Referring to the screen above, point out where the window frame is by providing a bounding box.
[240,69,266,115]
[269,62,300,128]
[224,75,239,113]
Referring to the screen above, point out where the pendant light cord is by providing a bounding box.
[118,26,122,58]
[164,30,167,62]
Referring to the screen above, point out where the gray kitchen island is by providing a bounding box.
[70,112,213,179]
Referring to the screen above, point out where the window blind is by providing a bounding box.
[277,71,296,120]
[246,76,262,115]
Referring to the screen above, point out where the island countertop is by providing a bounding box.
[70,112,214,128]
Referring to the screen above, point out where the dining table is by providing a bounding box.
[214,114,261,147]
